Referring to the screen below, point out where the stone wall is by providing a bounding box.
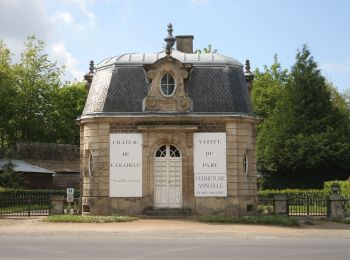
[15,142,79,161]
[80,116,257,216]
[80,122,111,215]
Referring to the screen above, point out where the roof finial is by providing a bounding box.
[245,60,251,74]
[89,60,94,74]
[244,59,255,96]
[244,59,254,81]
[84,60,95,91]
[164,23,176,56]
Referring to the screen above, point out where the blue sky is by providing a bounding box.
[0,0,349,92]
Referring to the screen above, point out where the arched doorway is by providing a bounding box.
[154,145,182,208]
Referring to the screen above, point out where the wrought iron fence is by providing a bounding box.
[258,191,328,216]
[287,192,328,216]
[0,190,80,216]
[0,191,52,216]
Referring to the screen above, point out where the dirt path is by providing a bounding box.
[1,217,350,239]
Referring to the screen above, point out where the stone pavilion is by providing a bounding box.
[79,24,258,216]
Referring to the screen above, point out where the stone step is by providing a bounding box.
[144,208,192,218]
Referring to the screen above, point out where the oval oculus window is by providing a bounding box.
[160,74,175,96]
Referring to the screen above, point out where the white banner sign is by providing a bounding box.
[194,133,227,197]
[110,133,142,197]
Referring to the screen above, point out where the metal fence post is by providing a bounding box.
[27,196,31,217]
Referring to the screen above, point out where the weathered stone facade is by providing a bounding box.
[80,116,257,216]
[79,25,258,216]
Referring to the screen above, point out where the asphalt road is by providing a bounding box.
[1,234,350,260]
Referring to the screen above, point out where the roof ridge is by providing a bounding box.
[97,50,242,68]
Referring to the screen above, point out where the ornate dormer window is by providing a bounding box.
[160,74,176,97]
[143,23,192,112]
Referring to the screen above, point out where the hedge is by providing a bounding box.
[0,188,80,197]
[259,180,350,199]
[324,181,350,199]
[258,182,350,215]
[258,189,327,197]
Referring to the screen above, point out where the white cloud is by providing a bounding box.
[51,41,85,81]
[62,0,97,26]
[0,0,88,81]
[54,11,74,25]
[0,0,52,40]
[191,0,209,5]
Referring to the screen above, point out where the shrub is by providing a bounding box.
[324,181,350,216]
[258,189,327,202]
[197,215,299,227]
[324,181,350,198]
[44,215,138,223]
[0,188,80,197]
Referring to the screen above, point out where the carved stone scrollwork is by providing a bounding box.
[177,97,191,111]
[143,56,192,112]
[145,96,158,110]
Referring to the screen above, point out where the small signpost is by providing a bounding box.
[66,188,74,203]
[66,188,75,214]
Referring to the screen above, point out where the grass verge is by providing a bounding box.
[44,215,138,223]
[332,218,350,224]
[196,215,300,227]
[342,219,350,224]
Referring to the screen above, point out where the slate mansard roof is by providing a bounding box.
[82,49,252,115]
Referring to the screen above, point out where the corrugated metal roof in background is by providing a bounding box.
[0,159,54,174]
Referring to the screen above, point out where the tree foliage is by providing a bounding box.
[252,55,288,119]
[0,36,87,148]
[0,161,24,188]
[195,44,217,54]
[0,41,17,148]
[256,45,350,188]
[53,81,87,144]
[13,36,63,143]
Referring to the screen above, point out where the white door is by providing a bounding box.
[154,145,182,208]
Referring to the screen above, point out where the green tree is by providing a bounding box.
[52,81,88,144]
[252,55,288,119]
[342,88,350,115]
[13,35,63,143]
[258,45,350,188]
[0,161,24,188]
[195,44,217,54]
[326,82,350,118]
[0,36,88,147]
[0,41,17,148]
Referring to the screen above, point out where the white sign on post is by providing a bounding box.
[109,133,142,197]
[66,188,74,203]
[193,133,227,197]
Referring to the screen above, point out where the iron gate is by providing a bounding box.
[0,192,51,216]
[258,192,328,216]
[287,192,328,216]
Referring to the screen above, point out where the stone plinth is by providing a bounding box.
[274,195,288,215]
[328,193,346,219]
[51,195,65,215]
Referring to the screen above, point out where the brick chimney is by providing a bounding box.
[175,35,194,53]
